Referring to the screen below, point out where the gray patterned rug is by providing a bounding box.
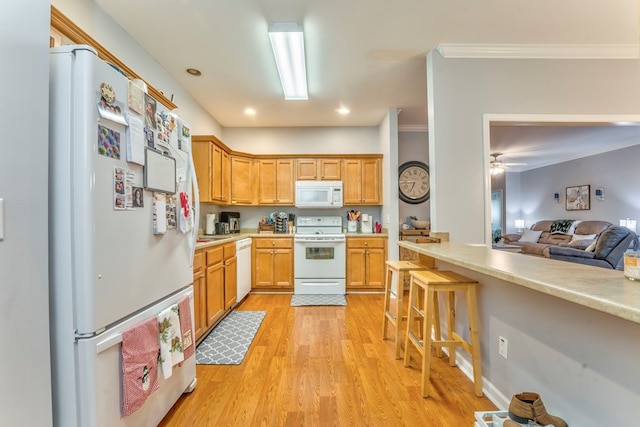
[196,310,266,365]
[290,294,347,306]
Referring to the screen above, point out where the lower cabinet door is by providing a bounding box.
[206,262,225,327]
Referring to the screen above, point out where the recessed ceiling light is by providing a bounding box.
[244,108,256,116]
[186,68,201,76]
[336,107,350,115]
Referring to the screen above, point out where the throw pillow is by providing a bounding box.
[519,229,543,243]
[585,240,597,252]
[550,219,575,234]
[571,233,597,242]
[568,239,595,249]
[567,220,582,235]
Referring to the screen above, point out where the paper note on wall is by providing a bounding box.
[126,114,145,165]
[153,192,167,235]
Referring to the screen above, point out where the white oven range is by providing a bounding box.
[294,216,346,294]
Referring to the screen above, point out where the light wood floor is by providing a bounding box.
[159,293,497,426]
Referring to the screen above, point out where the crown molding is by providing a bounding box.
[398,124,428,133]
[436,44,639,60]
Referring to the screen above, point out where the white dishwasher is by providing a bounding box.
[235,238,252,303]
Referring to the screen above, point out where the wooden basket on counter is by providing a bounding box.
[258,224,275,234]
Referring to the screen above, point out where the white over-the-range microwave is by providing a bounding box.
[295,181,343,208]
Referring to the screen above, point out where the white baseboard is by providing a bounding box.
[441,347,511,411]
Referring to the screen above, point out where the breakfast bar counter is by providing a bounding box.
[398,240,640,426]
[398,240,640,324]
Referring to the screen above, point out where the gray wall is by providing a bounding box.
[440,260,640,427]
[518,144,640,228]
[398,130,430,225]
[0,1,53,424]
[427,49,640,424]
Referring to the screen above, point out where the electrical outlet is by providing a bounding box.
[498,336,508,359]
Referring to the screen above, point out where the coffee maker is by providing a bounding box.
[220,212,240,233]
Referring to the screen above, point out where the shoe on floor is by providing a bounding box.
[508,392,568,427]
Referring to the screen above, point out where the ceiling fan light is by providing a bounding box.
[490,164,504,175]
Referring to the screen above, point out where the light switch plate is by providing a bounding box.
[0,198,4,240]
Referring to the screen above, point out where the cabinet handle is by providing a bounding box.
[200,274,205,278]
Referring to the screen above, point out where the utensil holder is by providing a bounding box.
[347,220,358,233]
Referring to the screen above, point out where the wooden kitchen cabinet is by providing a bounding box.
[230,155,254,205]
[205,246,225,331]
[193,242,237,344]
[212,144,230,203]
[343,158,382,205]
[296,158,341,180]
[258,159,294,205]
[346,237,387,290]
[192,135,229,204]
[252,237,293,290]
[193,250,206,341]
[222,242,237,310]
[192,139,213,203]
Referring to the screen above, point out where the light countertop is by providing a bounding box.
[196,231,388,249]
[398,240,640,325]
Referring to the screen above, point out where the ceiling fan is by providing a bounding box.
[490,153,527,174]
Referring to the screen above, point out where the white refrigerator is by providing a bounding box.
[49,45,199,427]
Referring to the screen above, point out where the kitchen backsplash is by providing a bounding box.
[198,204,382,233]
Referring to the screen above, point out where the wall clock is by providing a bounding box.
[398,161,430,204]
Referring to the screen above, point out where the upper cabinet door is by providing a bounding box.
[295,158,342,181]
[296,159,318,180]
[258,159,294,205]
[343,158,381,205]
[320,159,341,180]
[230,156,254,205]
[192,139,213,202]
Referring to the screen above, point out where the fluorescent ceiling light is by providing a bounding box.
[268,22,308,100]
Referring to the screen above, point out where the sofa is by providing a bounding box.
[547,226,639,270]
[502,220,612,257]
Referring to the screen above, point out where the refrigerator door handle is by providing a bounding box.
[187,143,199,269]
[95,332,123,355]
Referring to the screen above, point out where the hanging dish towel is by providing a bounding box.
[157,304,184,379]
[178,296,195,360]
[121,317,160,416]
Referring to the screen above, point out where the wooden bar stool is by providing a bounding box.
[404,270,483,398]
[382,260,434,359]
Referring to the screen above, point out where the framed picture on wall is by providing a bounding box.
[566,185,590,211]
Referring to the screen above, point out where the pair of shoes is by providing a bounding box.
[508,392,568,427]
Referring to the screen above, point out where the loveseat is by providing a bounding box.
[502,220,612,257]
[547,226,638,270]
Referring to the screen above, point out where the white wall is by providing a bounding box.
[379,109,399,261]
[222,126,379,154]
[52,0,222,136]
[427,49,640,244]
[0,1,53,425]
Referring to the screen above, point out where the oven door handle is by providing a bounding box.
[294,237,346,243]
